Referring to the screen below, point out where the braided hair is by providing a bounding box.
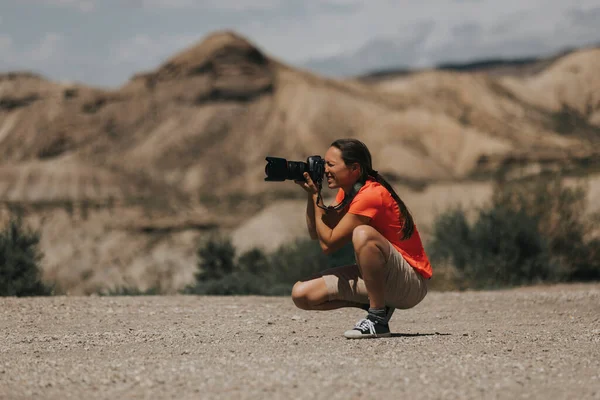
[330,138,415,240]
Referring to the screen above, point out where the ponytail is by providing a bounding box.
[369,170,415,240]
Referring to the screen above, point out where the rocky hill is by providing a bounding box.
[1,31,599,294]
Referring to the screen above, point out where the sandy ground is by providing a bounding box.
[1,283,599,400]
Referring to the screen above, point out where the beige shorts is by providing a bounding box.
[321,242,428,309]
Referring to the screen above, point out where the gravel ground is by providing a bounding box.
[1,283,599,400]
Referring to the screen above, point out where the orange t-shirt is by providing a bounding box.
[334,179,433,279]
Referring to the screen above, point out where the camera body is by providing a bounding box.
[264,155,326,185]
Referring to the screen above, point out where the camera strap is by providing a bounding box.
[316,181,364,211]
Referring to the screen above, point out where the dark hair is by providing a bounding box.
[330,138,415,240]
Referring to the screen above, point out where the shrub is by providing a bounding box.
[194,234,236,282]
[491,178,600,280]
[237,248,272,277]
[428,177,600,290]
[426,208,471,273]
[101,286,160,296]
[0,214,52,296]
[468,206,555,287]
[185,235,355,296]
[184,235,260,295]
[268,239,332,286]
[186,271,267,296]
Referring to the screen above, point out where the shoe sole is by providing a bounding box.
[343,330,392,339]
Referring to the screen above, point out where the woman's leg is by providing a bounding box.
[352,225,391,309]
[340,225,395,338]
[291,277,366,311]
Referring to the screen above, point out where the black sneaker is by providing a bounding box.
[344,317,391,339]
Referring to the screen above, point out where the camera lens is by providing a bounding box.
[286,161,308,181]
[264,157,289,181]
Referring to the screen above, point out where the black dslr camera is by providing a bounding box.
[264,156,326,186]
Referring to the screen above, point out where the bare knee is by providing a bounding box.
[352,225,380,253]
[291,281,312,310]
[291,279,329,310]
[352,225,388,265]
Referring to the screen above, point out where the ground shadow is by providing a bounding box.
[390,332,451,338]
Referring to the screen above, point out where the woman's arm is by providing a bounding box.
[296,172,370,252]
[305,193,318,240]
[312,193,370,254]
[296,173,320,240]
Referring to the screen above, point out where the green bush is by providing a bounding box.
[186,271,267,295]
[472,206,554,287]
[0,214,52,296]
[237,248,272,277]
[491,178,600,281]
[428,177,600,290]
[268,239,333,286]
[185,235,355,296]
[100,286,160,296]
[184,234,258,295]
[194,234,236,282]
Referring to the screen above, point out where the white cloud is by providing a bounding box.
[300,0,600,76]
[127,0,283,10]
[26,33,65,63]
[0,32,65,73]
[0,35,15,70]
[201,0,284,11]
[129,0,195,8]
[26,0,96,12]
[0,35,11,53]
[324,0,361,5]
[236,0,596,66]
[127,0,362,11]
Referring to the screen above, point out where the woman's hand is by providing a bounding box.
[294,172,319,195]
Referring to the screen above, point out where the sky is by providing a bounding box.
[0,0,599,88]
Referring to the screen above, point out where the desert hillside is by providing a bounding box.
[1,30,599,294]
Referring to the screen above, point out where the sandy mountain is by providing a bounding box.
[1,31,599,293]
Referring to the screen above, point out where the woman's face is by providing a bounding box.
[324,146,359,191]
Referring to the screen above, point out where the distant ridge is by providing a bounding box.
[357,45,600,82]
